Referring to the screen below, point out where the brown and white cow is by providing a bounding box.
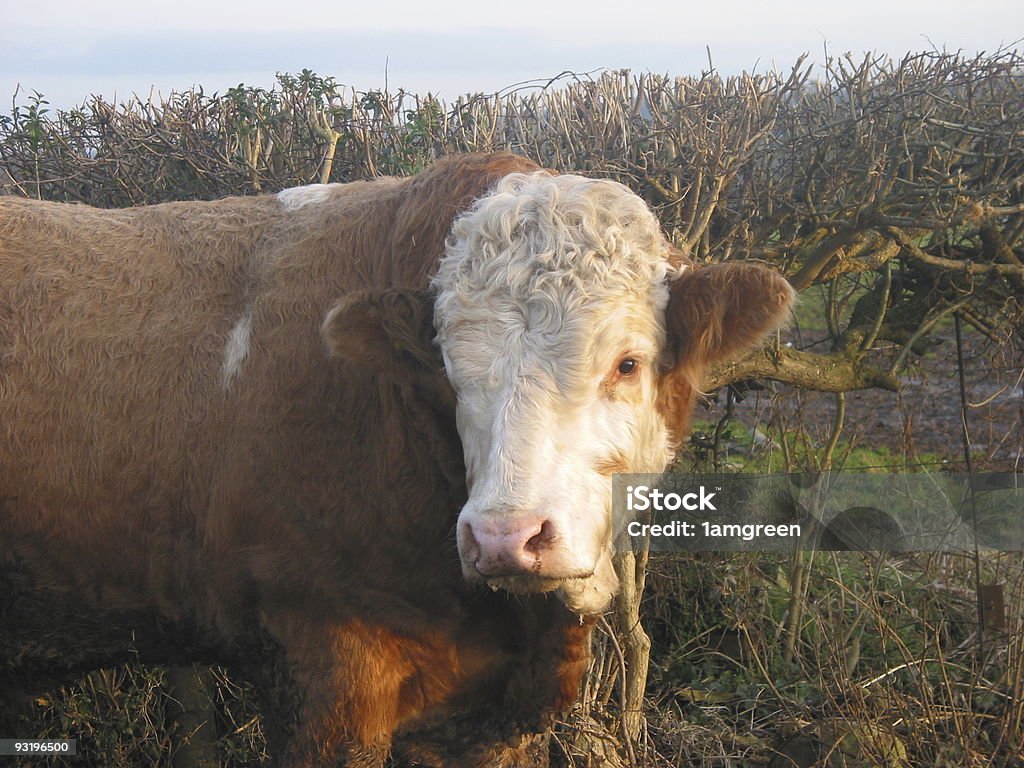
[0,153,793,766]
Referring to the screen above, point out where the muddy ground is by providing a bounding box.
[701,329,1023,473]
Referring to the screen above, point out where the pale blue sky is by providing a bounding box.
[2,0,1021,108]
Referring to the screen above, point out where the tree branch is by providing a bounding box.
[706,346,900,392]
[888,227,1024,277]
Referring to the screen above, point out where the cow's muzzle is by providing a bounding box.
[458,514,594,581]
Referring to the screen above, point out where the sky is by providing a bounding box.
[2,0,1022,109]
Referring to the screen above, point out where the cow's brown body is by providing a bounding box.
[0,154,591,766]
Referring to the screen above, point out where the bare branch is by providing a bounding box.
[707,347,901,392]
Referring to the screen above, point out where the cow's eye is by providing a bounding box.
[617,358,639,376]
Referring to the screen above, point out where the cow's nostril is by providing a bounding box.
[524,520,555,554]
[460,521,481,562]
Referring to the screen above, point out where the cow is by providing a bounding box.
[0,152,795,766]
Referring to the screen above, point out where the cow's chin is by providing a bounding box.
[556,549,618,615]
[480,550,619,617]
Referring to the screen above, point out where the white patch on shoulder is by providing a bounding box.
[222,312,253,388]
[276,183,339,211]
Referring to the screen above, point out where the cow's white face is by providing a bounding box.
[433,172,681,615]
[322,166,795,617]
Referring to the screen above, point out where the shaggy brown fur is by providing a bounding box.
[0,153,792,766]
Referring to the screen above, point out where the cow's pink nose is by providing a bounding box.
[461,516,557,577]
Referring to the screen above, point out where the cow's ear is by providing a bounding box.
[321,288,440,375]
[657,263,794,444]
[663,263,795,374]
